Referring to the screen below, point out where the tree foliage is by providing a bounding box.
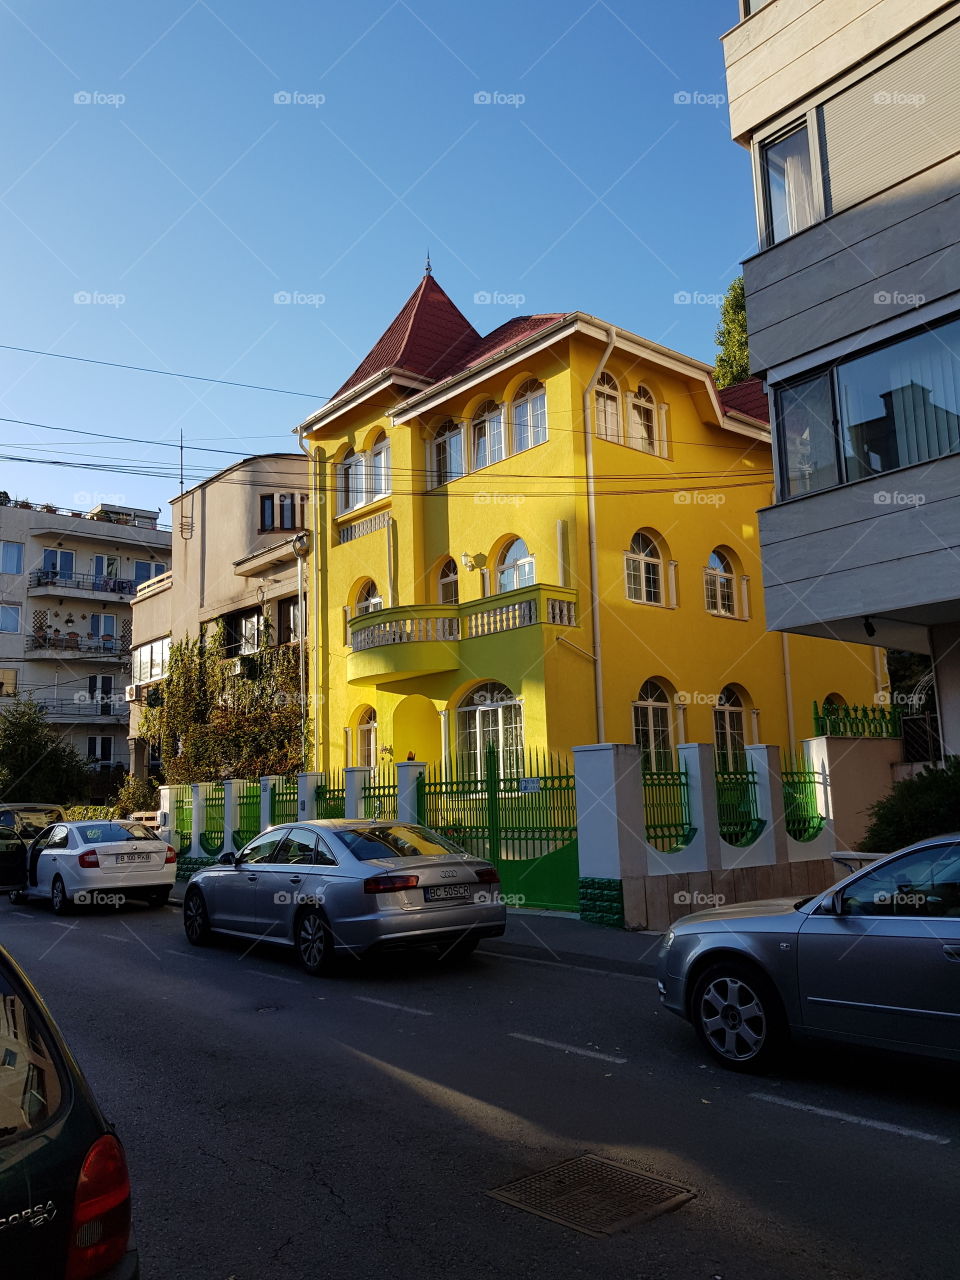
[714,276,750,389]
[139,625,305,783]
[860,757,960,852]
[110,773,159,817]
[0,698,93,804]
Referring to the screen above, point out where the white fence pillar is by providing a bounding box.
[396,760,426,824]
[344,767,372,820]
[190,784,202,860]
[260,776,273,831]
[297,772,322,822]
[678,743,721,872]
[745,744,787,865]
[158,786,173,848]
[222,780,239,855]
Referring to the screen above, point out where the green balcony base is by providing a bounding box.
[579,877,625,928]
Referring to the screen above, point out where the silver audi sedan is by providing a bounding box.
[182,820,506,973]
[658,835,960,1072]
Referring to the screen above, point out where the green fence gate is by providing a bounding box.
[642,757,696,852]
[781,756,825,842]
[233,780,261,850]
[362,767,398,820]
[315,770,346,818]
[199,783,225,856]
[715,762,765,847]
[417,743,579,912]
[270,775,298,826]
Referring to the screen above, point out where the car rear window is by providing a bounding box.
[76,822,155,844]
[0,965,65,1143]
[337,825,470,861]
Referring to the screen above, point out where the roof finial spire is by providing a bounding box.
[424,250,432,276]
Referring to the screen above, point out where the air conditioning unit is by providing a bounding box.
[124,685,139,703]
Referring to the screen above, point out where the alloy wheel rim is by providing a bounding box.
[53,880,64,909]
[700,976,766,1061]
[185,895,204,939]
[299,914,324,968]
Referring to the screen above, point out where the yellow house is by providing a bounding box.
[299,270,882,775]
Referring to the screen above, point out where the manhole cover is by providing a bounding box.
[487,1156,694,1237]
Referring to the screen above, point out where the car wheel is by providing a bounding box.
[146,887,171,908]
[183,888,211,946]
[295,908,333,976]
[436,934,480,964]
[8,889,27,905]
[691,962,785,1073]
[51,876,71,916]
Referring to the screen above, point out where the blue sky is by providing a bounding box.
[0,0,755,519]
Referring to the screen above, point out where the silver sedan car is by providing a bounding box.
[183,820,506,973]
[658,835,960,1071]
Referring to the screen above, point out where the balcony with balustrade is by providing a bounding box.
[346,583,579,685]
[25,635,131,662]
[27,569,141,600]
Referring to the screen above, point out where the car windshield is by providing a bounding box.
[337,825,470,861]
[0,961,65,1144]
[6,808,64,837]
[76,822,155,844]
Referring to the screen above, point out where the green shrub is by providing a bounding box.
[860,757,960,852]
[64,805,113,822]
[110,774,159,818]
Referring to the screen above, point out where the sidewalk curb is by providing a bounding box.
[478,937,660,978]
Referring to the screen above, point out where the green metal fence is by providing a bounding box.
[233,779,261,849]
[715,763,765,847]
[171,785,192,855]
[362,767,398,820]
[270,775,298,825]
[642,760,696,852]
[315,770,345,818]
[813,700,901,738]
[781,757,825,842]
[417,744,579,912]
[199,783,225,856]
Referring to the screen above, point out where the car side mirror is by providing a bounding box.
[819,889,844,915]
[233,851,246,867]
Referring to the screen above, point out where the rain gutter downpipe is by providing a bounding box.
[583,325,616,744]
[297,419,321,770]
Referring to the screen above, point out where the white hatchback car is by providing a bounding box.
[5,819,176,913]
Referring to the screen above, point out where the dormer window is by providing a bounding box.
[261,491,308,531]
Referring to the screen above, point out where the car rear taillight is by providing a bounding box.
[474,866,499,884]
[65,1134,132,1280]
[164,846,176,864]
[78,851,100,869]
[364,874,420,894]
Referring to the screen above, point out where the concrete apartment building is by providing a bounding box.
[721,0,960,754]
[128,455,309,775]
[0,497,170,782]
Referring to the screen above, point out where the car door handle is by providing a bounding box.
[288,876,302,884]
[943,945,960,963]
[246,874,258,882]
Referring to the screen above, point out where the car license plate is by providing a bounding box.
[117,853,151,863]
[424,883,471,902]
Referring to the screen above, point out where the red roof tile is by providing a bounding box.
[459,313,569,372]
[718,377,769,423]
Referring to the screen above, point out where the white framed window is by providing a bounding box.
[512,380,547,452]
[704,550,736,617]
[628,385,659,454]
[595,372,621,443]
[472,402,505,470]
[89,614,117,643]
[41,548,75,581]
[497,538,535,593]
[93,554,120,580]
[337,451,366,515]
[370,435,391,498]
[625,531,663,605]
[133,637,170,684]
[134,560,166,586]
[87,735,114,763]
[354,580,383,616]
[239,612,263,654]
[0,605,20,634]
[0,541,24,575]
[261,492,308,530]
[438,558,459,605]
[357,708,377,767]
[633,679,674,770]
[456,681,524,779]
[714,686,748,768]
[431,421,464,487]
[0,668,17,696]
[762,122,816,245]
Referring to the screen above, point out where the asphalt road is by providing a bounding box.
[2,898,958,1280]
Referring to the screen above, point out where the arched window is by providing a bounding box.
[370,433,391,498]
[714,685,747,768]
[438,558,459,605]
[431,420,464,488]
[704,549,736,617]
[456,681,523,778]
[497,538,535,593]
[633,679,674,769]
[472,401,505,470]
[822,692,847,709]
[337,449,366,514]
[512,380,547,452]
[354,580,382,616]
[357,707,377,767]
[595,371,622,443]
[628,385,658,454]
[625,531,663,605]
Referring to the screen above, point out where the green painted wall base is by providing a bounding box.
[579,877,625,928]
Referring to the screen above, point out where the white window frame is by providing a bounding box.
[357,709,377,768]
[354,581,383,617]
[41,548,75,579]
[89,614,117,642]
[595,372,622,444]
[438,558,459,605]
[337,452,367,515]
[0,604,21,634]
[628,385,661,454]
[625,532,664,605]
[0,541,24,575]
[370,436,391,499]
[431,422,465,488]
[472,403,505,470]
[714,686,749,767]
[0,667,18,696]
[456,682,524,779]
[511,381,548,453]
[704,551,737,618]
[497,539,535,594]
[632,680,675,770]
[759,118,818,247]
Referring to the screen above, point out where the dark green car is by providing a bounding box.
[0,829,139,1279]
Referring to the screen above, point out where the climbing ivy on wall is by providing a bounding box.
[139,622,306,783]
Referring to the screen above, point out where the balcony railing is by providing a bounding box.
[26,635,130,657]
[31,697,127,719]
[29,570,140,595]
